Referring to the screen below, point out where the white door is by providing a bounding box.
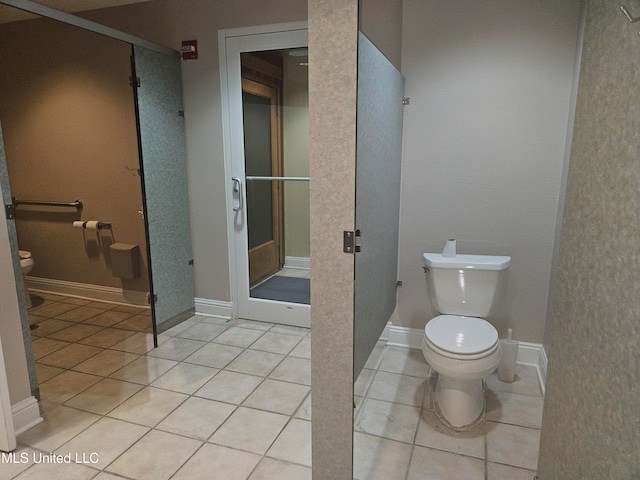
[220,23,310,327]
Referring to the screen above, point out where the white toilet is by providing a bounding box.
[19,250,34,308]
[421,251,511,429]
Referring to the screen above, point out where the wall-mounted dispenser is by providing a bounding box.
[110,243,140,279]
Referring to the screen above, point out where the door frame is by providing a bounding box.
[219,22,309,326]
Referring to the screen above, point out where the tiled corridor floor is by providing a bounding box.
[4,293,542,479]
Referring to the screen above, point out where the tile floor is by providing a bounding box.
[3,292,543,479]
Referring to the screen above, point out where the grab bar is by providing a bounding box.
[12,197,83,210]
[245,176,310,182]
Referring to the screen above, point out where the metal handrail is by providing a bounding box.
[12,197,83,209]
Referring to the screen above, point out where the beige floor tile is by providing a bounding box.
[156,396,235,441]
[407,445,485,480]
[195,370,263,405]
[184,342,244,368]
[486,390,544,428]
[38,343,104,370]
[38,370,102,404]
[0,445,38,479]
[268,356,311,385]
[353,432,413,480]
[248,332,302,355]
[162,319,198,336]
[266,418,312,467]
[60,297,92,306]
[243,379,309,415]
[34,363,64,383]
[28,302,79,318]
[486,421,541,470]
[485,365,543,398]
[72,349,139,377]
[82,310,136,327]
[106,430,201,480]
[17,405,100,452]
[487,462,538,479]
[48,323,105,343]
[146,337,206,361]
[112,314,153,332]
[175,322,229,341]
[55,417,149,469]
[210,326,265,347]
[209,407,288,454]
[151,363,219,394]
[107,386,188,427]
[354,398,421,444]
[31,338,70,360]
[83,301,118,310]
[378,346,432,379]
[12,461,98,480]
[414,409,485,459]
[29,318,74,337]
[77,327,137,348]
[367,370,426,407]
[363,342,388,370]
[172,443,261,480]
[294,393,311,420]
[110,332,159,354]
[225,349,284,377]
[288,336,311,359]
[54,306,104,323]
[109,355,177,385]
[231,319,274,331]
[64,378,144,415]
[269,325,309,337]
[248,457,312,480]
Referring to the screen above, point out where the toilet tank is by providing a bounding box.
[423,253,511,317]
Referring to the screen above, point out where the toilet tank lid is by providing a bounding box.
[423,253,511,270]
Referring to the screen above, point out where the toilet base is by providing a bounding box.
[433,375,485,430]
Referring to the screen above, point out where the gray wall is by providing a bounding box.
[397,0,583,343]
[538,1,640,477]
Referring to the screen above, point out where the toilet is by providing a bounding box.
[421,250,511,429]
[19,250,34,308]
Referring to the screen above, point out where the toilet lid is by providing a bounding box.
[19,250,31,260]
[425,315,498,355]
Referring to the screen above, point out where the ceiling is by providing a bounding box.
[0,0,150,23]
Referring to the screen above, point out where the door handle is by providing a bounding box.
[232,177,244,212]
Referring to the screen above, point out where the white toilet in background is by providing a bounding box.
[421,250,511,430]
[19,250,34,308]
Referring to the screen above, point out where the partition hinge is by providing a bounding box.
[343,230,361,254]
[402,97,410,105]
[4,203,15,220]
[147,293,157,305]
[129,76,141,88]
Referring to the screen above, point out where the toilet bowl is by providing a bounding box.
[19,250,34,308]
[421,249,511,430]
[422,314,501,428]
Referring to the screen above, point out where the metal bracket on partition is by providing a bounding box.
[402,97,410,105]
[343,230,361,254]
[4,203,15,220]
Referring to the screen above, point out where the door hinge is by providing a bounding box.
[130,76,141,88]
[4,203,15,220]
[343,229,361,254]
[402,97,410,105]
[147,293,157,305]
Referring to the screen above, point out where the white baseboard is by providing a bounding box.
[283,256,310,270]
[27,277,149,306]
[12,396,42,436]
[195,298,233,319]
[384,323,547,394]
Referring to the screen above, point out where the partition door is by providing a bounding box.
[131,45,195,339]
[353,33,405,379]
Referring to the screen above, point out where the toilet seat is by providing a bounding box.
[425,315,498,360]
[19,250,31,260]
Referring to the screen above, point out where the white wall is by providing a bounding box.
[397,0,582,342]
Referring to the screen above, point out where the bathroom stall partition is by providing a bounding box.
[353,32,405,380]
